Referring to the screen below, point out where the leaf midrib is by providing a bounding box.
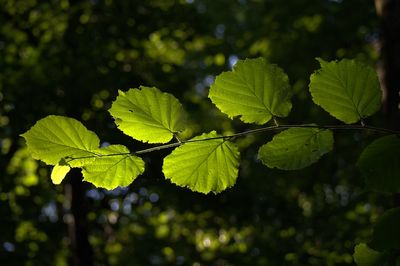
[124,93,174,134]
[182,140,226,187]
[27,135,97,156]
[235,64,273,116]
[332,63,363,120]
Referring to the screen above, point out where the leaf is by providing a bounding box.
[371,208,400,251]
[82,145,145,190]
[357,135,400,193]
[21,115,100,167]
[309,58,381,124]
[51,164,71,185]
[209,57,292,124]
[353,243,387,266]
[162,131,240,194]
[258,127,334,170]
[109,86,186,144]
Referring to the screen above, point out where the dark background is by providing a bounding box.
[1,0,399,265]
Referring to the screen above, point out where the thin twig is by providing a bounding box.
[66,124,400,161]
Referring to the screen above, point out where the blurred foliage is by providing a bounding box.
[0,0,393,265]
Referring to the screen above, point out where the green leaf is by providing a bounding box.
[162,131,240,194]
[353,243,387,266]
[82,145,145,189]
[209,57,292,124]
[51,164,71,185]
[371,208,400,251]
[258,127,334,170]
[357,135,400,193]
[109,86,186,144]
[309,58,381,124]
[21,115,100,167]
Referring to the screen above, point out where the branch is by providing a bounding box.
[66,124,400,161]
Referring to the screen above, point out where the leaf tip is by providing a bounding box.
[20,132,28,139]
[315,57,328,66]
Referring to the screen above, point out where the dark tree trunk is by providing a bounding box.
[61,1,95,264]
[375,0,400,129]
[376,2,400,265]
[376,0,400,207]
[65,169,93,266]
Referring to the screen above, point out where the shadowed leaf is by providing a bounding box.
[258,127,333,170]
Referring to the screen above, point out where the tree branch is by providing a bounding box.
[65,124,400,162]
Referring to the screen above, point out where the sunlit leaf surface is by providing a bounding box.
[109,86,186,143]
[21,115,100,167]
[51,164,71,185]
[82,145,145,189]
[163,131,240,194]
[209,58,292,124]
[309,58,381,124]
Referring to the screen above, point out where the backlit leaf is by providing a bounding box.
[258,127,334,170]
[357,135,400,193]
[309,58,381,124]
[163,131,240,194]
[209,57,292,124]
[51,164,71,185]
[82,145,145,189]
[21,115,99,167]
[109,86,186,143]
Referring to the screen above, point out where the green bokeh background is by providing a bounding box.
[0,0,392,265]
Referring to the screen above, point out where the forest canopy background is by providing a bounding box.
[1,0,398,265]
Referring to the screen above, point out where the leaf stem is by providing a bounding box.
[173,133,182,144]
[273,117,279,126]
[66,124,400,161]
